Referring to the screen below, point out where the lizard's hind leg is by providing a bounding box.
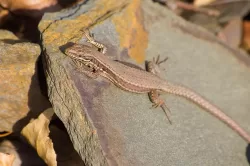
[149,90,172,124]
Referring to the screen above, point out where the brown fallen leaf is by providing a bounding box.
[0,140,21,166]
[0,0,61,17]
[242,21,250,52]
[154,0,220,16]
[217,17,242,48]
[206,0,250,23]
[0,131,12,137]
[194,0,216,7]
[21,108,57,166]
[0,152,15,166]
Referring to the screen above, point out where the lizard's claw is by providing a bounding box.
[155,55,168,65]
[160,103,172,124]
[151,101,172,124]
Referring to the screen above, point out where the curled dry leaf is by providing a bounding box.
[242,21,250,51]
[0,152,15,166]
[21,108,57,166]
[0,0,61,18]
[0,140,21,166]
[0,0,58,10]
[0,131,12,138]
[154,0,220,16]
[194,0,216,7]
[217,17,242,47]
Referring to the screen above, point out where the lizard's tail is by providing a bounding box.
[162,82,250,143]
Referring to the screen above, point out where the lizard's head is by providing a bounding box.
[65,43,94,61]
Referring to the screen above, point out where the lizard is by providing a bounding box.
[64,31,250,143]
[83,30,172,124]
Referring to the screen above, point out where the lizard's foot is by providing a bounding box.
[153,55,168,66]
[146,55,168,75]
[151,99,171,114]
[83,29,107,54]
[153,55,168,71]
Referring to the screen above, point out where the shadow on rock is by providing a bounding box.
[13,54,51,132]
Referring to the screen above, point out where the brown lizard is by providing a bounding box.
[64,33,250,143]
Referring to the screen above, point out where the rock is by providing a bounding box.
[0,30,18,40]
[0,31,51,132]
[39,0,250,165]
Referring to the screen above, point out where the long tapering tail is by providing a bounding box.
[162,82,250,143]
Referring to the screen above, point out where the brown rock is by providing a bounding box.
[0,32,51,132]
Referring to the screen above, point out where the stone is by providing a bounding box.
[39,0,250,165]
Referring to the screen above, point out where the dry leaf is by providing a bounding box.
[0,140,21,166]
[0,152,15,166]
[0,0,58,11]
[0,0,61,18]
[207,0,250,23]
[217,17,242,47]
[194,0,216,7]
[154,0,220,16]
[21,108,57,166]
[242,21,250,51]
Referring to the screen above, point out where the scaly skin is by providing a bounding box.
[65,43,250,143]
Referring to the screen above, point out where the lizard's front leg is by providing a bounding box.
[83,30,107,54]
[146,55,168,75]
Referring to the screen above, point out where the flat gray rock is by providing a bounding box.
[40,0,250,165]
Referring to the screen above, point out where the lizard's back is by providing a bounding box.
[89,47,171,92]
